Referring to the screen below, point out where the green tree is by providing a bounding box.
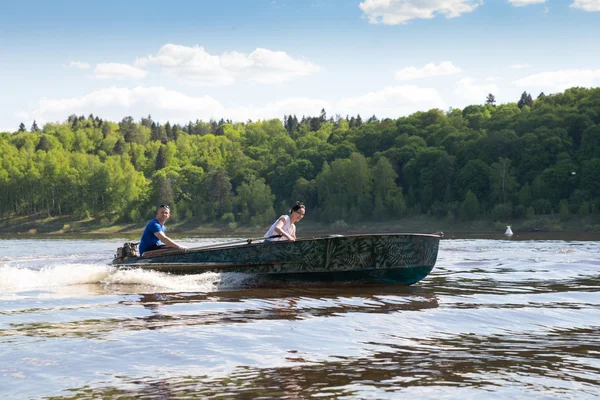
[490,157,518,204]
[403,148,455,212]
[517,91,533,109]
[460,190,480,220]
[462,105,491,130]
[155,146,167,170]
[202,169,233,220]
[234,177,276,226]
[457,159,491,205]
[371,156,402,219]
[150,170,176,216]
[113,138,126,155]
[580,158,600,203]
[540,156,578,206]
[292,178,317,212]
[35,135,51,152]
[517,183,533,208]
[578,125,600,162]
[177,165,205,218]
[315,153,372,222]
[271,159,314,203]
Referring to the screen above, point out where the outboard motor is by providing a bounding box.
[114,242,139,264]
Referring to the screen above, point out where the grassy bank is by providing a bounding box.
[1,213,599,237]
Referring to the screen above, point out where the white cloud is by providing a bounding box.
[21,87,224,124]
[4,113,30,132]
[244,48,321,84]
[508,0,546,6]
[135,44,320,86]
[359,0,482,25]
[92,63,148,80]
[336,85,447,117]
[395,61,461,80]
[135,44,232,86]
[454,78,499,103]
[570,0,600,11]
[17,87,329,125]
[510,63,531,69]
[18,84,447,127]
[235,98,332,122]
[68,61,90,69]
[15,111,30,119]
[513,69,600,91]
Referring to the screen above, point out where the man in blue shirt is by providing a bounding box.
[139,205,186,256]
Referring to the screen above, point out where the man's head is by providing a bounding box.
[156,204,171,224]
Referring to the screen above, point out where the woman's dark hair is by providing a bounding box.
[290,201,305,214]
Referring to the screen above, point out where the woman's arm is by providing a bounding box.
[274,217,295,242]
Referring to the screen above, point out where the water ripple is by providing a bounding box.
[0,236,599,399]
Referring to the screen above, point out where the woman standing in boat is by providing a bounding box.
[264,202,305,242]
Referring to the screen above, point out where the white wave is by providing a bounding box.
[103,268,256,292]
[104,269,220,291]
[0,260,260,295]
[0,263,112,291]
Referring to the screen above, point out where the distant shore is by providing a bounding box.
[1,214,599,238]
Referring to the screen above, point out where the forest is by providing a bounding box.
[1,88,599,230]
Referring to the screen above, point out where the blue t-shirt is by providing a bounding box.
[139,219,166,255]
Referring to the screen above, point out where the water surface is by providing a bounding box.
[1,235,599,399]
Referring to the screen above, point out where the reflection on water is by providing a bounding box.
[34,325,600,399]
[1,288,440,339]
[0,236,599,399]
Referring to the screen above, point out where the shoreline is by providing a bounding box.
[2,214,599,238]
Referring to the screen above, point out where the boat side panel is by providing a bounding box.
[325,235,439,273]
[118,234,440,275]
[134,239,328,272]
[262,265,434,285]
[121,264,434,285]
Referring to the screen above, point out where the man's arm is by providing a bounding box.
[155,231,186,250]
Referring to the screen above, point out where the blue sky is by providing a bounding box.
[1,0,599,132]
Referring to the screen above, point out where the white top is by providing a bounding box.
[264,215,295,240]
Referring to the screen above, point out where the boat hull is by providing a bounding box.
[113,233,441,285]
[260,265,434,285]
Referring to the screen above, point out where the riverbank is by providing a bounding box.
[1,213,599,238]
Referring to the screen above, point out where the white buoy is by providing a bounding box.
[505,226,513,236]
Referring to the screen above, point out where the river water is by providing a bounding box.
[0,234,599,399]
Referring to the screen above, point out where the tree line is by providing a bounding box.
[2,87,599,226]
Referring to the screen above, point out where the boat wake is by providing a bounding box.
[0,262,261,295]
[104,268,256,292]
[0,263,111,292]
